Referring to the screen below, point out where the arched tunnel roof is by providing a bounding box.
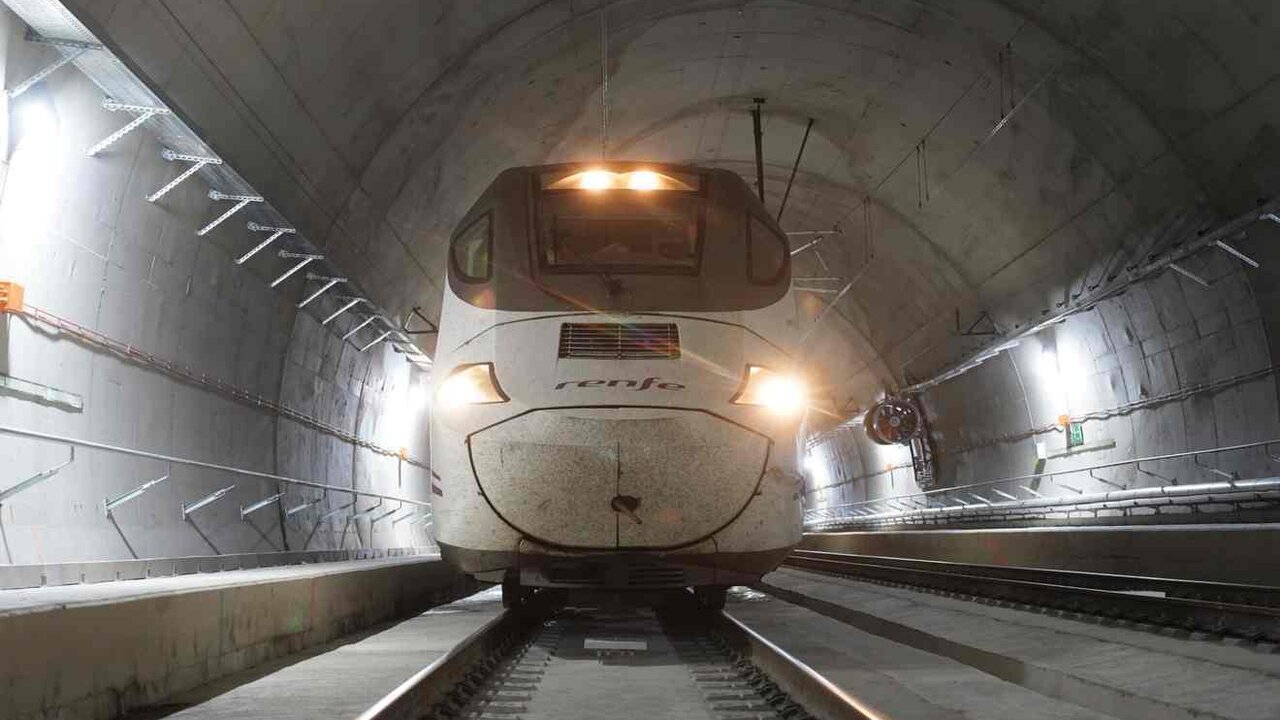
[67,0,1280,415]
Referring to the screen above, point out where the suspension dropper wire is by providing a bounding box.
[600,7,609,160]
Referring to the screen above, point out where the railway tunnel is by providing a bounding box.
[1,1,1278,718]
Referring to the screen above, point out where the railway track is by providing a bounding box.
[784,549,1280,642]
[357,593,879,720]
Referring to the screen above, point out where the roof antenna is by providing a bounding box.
[600,7,609,161]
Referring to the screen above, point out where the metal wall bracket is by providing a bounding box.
[1168,262,1211,288]
[798,278,855,345]
[352,499,384,519]
[358,330,393,353]
[323,297,365,325]
[271,251,323,287]
[298,274,347,308]
[286,497,323,516]
[147,149,223,202]
[198,190,264,236]
[319,500,356,521]
[370,501,403,525]
[1215,238,1260,268]
[788,233,826,257]
[104,472,169,516]
[238,222,297,264]
[7,47,85,98]
[87,98,171,156]
[0,447,74,504]
[341,315,379,341]
[24,27,102,50]
[8,30,103,99]
[392,510,421,526]
[389,330,432,364]
[401,306,438,335]
[240,492,284,519]
[182,484,235,519]
[956,309,1000,337]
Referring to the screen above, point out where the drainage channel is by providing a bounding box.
[359,595,879,720]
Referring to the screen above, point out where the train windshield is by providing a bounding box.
[540,194,701,274]
[537,169,703,275]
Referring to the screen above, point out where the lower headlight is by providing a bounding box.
[437,363,509,407]
[731,365,807,415]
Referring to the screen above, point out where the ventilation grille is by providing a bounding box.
[558,323,680,359]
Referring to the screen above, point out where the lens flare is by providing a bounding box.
[732,365,807,416]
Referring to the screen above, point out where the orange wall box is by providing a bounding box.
[0,281,25,313]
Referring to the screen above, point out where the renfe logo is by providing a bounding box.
[555,377,685,391]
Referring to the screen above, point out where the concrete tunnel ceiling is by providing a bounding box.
[65,0,1280,415]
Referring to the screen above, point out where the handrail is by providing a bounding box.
[805,437,1280,517]
[0,424,432,508]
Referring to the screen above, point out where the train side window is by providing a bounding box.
[451,213,492,283]
[747,214,787,284]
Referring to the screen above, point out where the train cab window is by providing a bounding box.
[451,213,492,282]
[747,214,788,284]
[537,171,703,275]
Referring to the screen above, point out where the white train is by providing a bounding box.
[429,163,807,608]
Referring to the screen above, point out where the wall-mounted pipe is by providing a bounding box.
[0,424,432,508]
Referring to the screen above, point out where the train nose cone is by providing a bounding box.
[467,408,771,549]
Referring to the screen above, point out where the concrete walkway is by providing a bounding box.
[755,567,1280,720]
[0,556,469,720]
[0,555,441,615]
[162,587,503,719]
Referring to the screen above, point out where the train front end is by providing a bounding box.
[430,164,806,604]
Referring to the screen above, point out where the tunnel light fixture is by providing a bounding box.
[436,363,509,408]
[9,88,59,150]
[542,168,698,192]
[731,365,807,416]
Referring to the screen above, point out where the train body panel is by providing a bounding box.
[428,163,807,593]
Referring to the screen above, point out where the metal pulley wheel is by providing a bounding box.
[864,398,922,445]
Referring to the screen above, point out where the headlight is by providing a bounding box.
[436,363,508,407]
[731,365,807,415]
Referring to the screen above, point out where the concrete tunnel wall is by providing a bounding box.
[805,235,1280,510]
[3,0,1280,556]
[0,8,433,566]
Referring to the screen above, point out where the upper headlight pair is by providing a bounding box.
[731,365,807,416]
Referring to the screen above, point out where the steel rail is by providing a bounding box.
[0,424,432,508]
[358,594,881,720]
[784,550,1280,641]
[717,610,886,720]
